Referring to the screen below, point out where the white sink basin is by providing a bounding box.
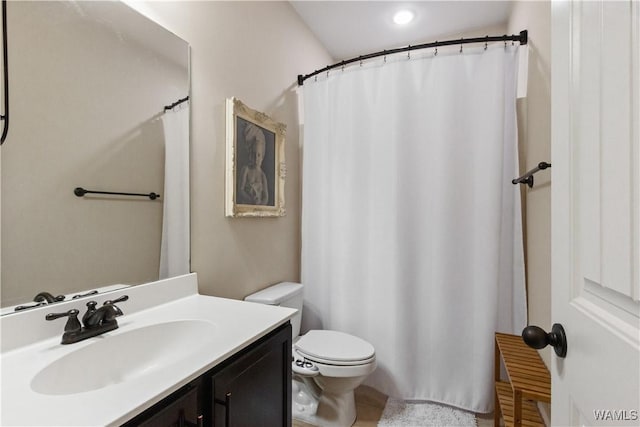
[30,320,216,395]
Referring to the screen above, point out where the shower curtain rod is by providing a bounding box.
[164,96,189,111]
[297,30,528,86]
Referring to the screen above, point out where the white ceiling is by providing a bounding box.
[290,1,513,60]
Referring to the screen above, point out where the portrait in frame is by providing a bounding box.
[225,97,286,217]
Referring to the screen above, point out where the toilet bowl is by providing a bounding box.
[292,330,376,426]
[244,282,376,427]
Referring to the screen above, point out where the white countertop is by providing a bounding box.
[1,273,296,426]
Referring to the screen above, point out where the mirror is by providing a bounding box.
[1,1,190,313]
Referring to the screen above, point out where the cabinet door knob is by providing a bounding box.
[522,323,567,358]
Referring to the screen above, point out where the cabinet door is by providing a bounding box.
[123,380,202,427]
[210,324,291,427]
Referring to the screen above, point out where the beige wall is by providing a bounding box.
[508,1,552,366]
[131,1,553,336]
[131,1,333,300]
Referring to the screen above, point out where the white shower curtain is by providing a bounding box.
[159,103,190,279]
[301,45,526,413]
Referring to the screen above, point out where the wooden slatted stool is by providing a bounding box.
[494,332,551,427]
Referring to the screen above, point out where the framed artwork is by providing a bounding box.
[225,97,286,217]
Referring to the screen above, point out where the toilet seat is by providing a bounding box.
[295,330,375,366]
[293,348,376,379]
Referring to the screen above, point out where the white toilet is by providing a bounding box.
[245,282,376,427]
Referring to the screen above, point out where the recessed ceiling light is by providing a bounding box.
[393,10,414,25]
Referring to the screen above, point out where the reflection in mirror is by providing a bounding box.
[1,1,190,314]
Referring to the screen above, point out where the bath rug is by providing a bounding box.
[377,399,477,427]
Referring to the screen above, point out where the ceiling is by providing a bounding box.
[290,1,513,60]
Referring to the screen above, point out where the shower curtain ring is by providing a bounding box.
[407,46,411,59]
[460,39,463,53]
[484,36,488,51]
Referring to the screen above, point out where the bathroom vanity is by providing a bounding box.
[0,274,295,426]
[123,323,292,426]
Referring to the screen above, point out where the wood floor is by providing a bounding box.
[292,385,495,427]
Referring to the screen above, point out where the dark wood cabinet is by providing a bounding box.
[122,322,291,427]
[210,322,292,427]
[122,379,202,427]
[136,380,202,427]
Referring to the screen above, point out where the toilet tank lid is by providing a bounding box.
[244,282,303,305]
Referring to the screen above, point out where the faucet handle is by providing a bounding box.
[103,295,128,306]
[72,289,98,299]
[102,295,128,320]
[14,302,47,311]
[46,309,81,333]
[45,308,79,320]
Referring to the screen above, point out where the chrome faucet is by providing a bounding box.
[46,295,128,344]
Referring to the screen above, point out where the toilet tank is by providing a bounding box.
[244,282,303,338]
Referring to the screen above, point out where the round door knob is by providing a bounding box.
[522,323,567,358]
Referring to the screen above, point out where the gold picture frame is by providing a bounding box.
[225,97,286,217]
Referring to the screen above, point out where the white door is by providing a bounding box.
[551,1,640,425]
